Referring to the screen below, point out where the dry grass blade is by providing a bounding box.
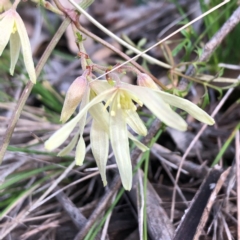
[173,168,223,240]
[179,5,240,89]
[171,87,234,221]
[129,170,175,240]
[236,130,240,240]
[193,168,231,240]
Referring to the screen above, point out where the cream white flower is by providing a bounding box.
[45,80,214,190]
[0,8,36,83]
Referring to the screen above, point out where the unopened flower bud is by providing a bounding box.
[0,0,12,12]
[60,76,87,123]
[137,73,158,90]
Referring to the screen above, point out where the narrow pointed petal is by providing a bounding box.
[14,11,36,83]
[58,132,79,156]
[45,117,79,151]
[128,132,149,152]
[122,85,188,131]
[91,119,109,186]
[75,136,86,166]
[0,13,14,56]
[9,32,20,75]
[125,109,147,136]
[89,103,109,133]
[110,101,132,190]
[155,90,215,125]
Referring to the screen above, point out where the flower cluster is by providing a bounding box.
[0,3,36,83]
[45,72,214,190]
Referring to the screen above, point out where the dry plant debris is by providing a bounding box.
[0,0,240,239]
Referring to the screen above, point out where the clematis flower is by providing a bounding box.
[45,80,214,190]
[0,8,36,83]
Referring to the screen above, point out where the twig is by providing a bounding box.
[74,174,122,240]
[236,130,240,240]
[55,188,87,229]
[129,170,175,240]
[0,17,71,163]
[69,0,229,81]
[100,193,116,240]
[151,144,209,178]
[76,25,167,90]
[69,0,172,69]
[193,168,230,240]
[179,5,240,90]
[173,168,223,240]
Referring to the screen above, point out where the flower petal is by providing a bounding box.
[154,90,215,125]
[57,132,79,156]
[122,85,188,131]
[110,100,132,190]
[9,32,21,75]
[128,132,149,152]
[90,80,112,94]
[89,102,109,132]
[125,109,147,136]
[0,12,14,56]
[75,136,86,166]
[44,118,79,151]
[14,11,36,83]
[91,119,109,186]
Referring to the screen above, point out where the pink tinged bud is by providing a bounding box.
[0,0,12,12]
[60,76,87,123]
[137,73,159,90]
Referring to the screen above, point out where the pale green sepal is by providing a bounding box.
[125,109,147,136]
[9,32,21,75]
[110,102,132,191]
[128,132,149,152]
[155,90,215,125]
[91,119,109,186]
[0,13,14,56]
[58,132,79,156]
[122,85,188,131]
[75,136,86,166]
[15,12,36,83]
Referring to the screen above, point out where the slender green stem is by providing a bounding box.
[69,0,229,79]
[211,122,240,166]
[0,17,71,163]
[143,151,150,240]
[75,25,167,90]
[69,0,172,69]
